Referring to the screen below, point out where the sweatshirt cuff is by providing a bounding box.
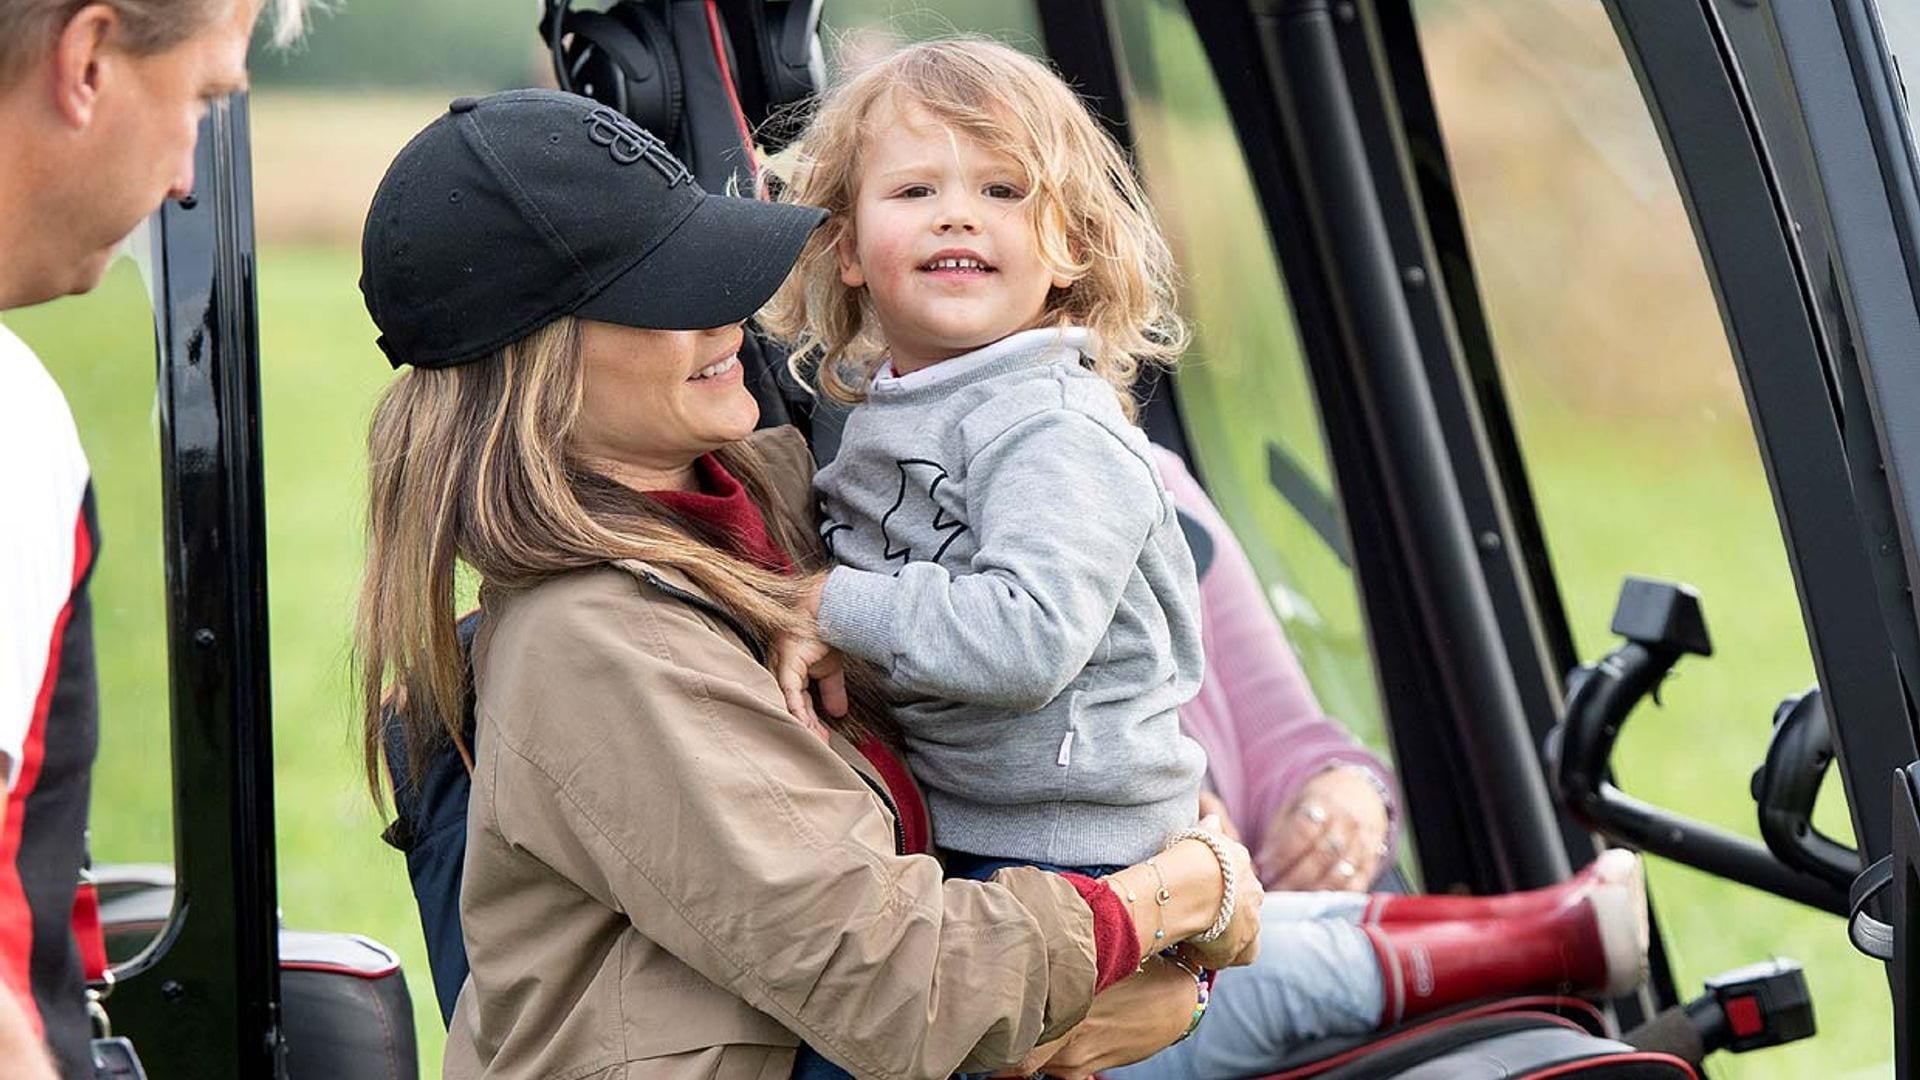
[1059,873,1139,993]
[817,566,897,667]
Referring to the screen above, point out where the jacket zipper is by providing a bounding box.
[636,569,768,665]
[856,773,909,856]
[637,569,907,855]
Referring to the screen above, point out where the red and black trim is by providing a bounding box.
[0,486,100,1076]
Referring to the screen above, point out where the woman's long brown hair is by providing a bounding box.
[354,317,886,810]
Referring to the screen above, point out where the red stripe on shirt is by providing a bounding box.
[0,509,92,1032]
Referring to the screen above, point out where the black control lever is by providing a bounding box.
[1625,958,1815,1064]
[1548,577,1849,915]
[1752,689,1860,890]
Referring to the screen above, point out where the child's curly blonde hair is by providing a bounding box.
[761,37,1186,420]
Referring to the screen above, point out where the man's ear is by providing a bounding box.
[836,224,865,289]
[50,4,117,128]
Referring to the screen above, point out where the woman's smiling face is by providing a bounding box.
[836,98,1073,375]
[570,318,759,490]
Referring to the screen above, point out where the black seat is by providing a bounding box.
[93,867,420,1079]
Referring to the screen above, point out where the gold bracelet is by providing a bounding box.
[1106,873,1165,970]
[1145,858,1171,945]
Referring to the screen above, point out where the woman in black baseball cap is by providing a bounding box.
[353,89,1247,1080]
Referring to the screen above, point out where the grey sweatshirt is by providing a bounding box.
[814,327,1207,866]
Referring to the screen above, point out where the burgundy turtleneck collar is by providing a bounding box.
[644,453,792,573]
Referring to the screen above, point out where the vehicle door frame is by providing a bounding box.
[1599,0,1920,1060]
[104,95,285,1080]
[1137,0,1615,907]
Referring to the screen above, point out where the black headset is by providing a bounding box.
[543,2,684,141]
[541,1,822,164]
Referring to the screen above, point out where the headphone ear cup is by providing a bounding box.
[750,0,822,153]
[555,6,682,140]
[607,1,683,142]
[761,0,823,106]
[557,11,628,115]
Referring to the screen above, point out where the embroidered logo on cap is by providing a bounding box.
[583,106,692,186]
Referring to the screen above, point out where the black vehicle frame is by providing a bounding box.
[100,0,1919,1074]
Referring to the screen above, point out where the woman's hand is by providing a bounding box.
[769,633,846,743]
[1174,817,1263,971]
[1258,766,1391,891]
[1109,819,1261,972]
[997,959,1196,1080]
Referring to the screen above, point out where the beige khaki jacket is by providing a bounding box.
[443,426,1098,1080]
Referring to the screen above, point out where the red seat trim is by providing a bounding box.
[1254,1009,1590,1080]
[1521,1051,1698,1079]
[280,958,402,981]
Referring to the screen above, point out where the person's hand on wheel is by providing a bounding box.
[1258,766,1390,891]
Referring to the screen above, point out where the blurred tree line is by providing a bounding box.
[252,0,547,89]
[251,0,1070,90]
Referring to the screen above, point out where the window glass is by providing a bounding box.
[1881,2,1920,157]
[1410,2,1889,1074]
[6,252,175,903]
[1107,4,1391,758]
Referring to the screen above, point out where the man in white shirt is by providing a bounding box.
[0,2,306,1073]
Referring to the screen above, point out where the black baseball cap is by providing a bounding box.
[361,88,826,370]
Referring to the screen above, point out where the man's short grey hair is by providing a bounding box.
[0,0,313,88]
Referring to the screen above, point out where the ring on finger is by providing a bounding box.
[1301,803,1328,825]
[1335,859,1357,879]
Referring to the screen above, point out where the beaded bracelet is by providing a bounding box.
[1162,950,1215,1043]
[1164,828,1236,943]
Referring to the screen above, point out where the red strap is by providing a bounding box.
[701,0,763,195]
[70,881,106,984]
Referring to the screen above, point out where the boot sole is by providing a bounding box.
[1587,850,1650,997]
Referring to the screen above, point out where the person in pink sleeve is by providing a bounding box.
[1153,445,1399,891]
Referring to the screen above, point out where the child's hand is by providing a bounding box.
[797,571,829,623]
[771,633,848,743]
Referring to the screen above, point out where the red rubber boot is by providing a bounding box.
[1359,848,1642,926]
[1361,855,1650,1026]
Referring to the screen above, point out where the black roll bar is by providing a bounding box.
[1551,578,1850,916]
